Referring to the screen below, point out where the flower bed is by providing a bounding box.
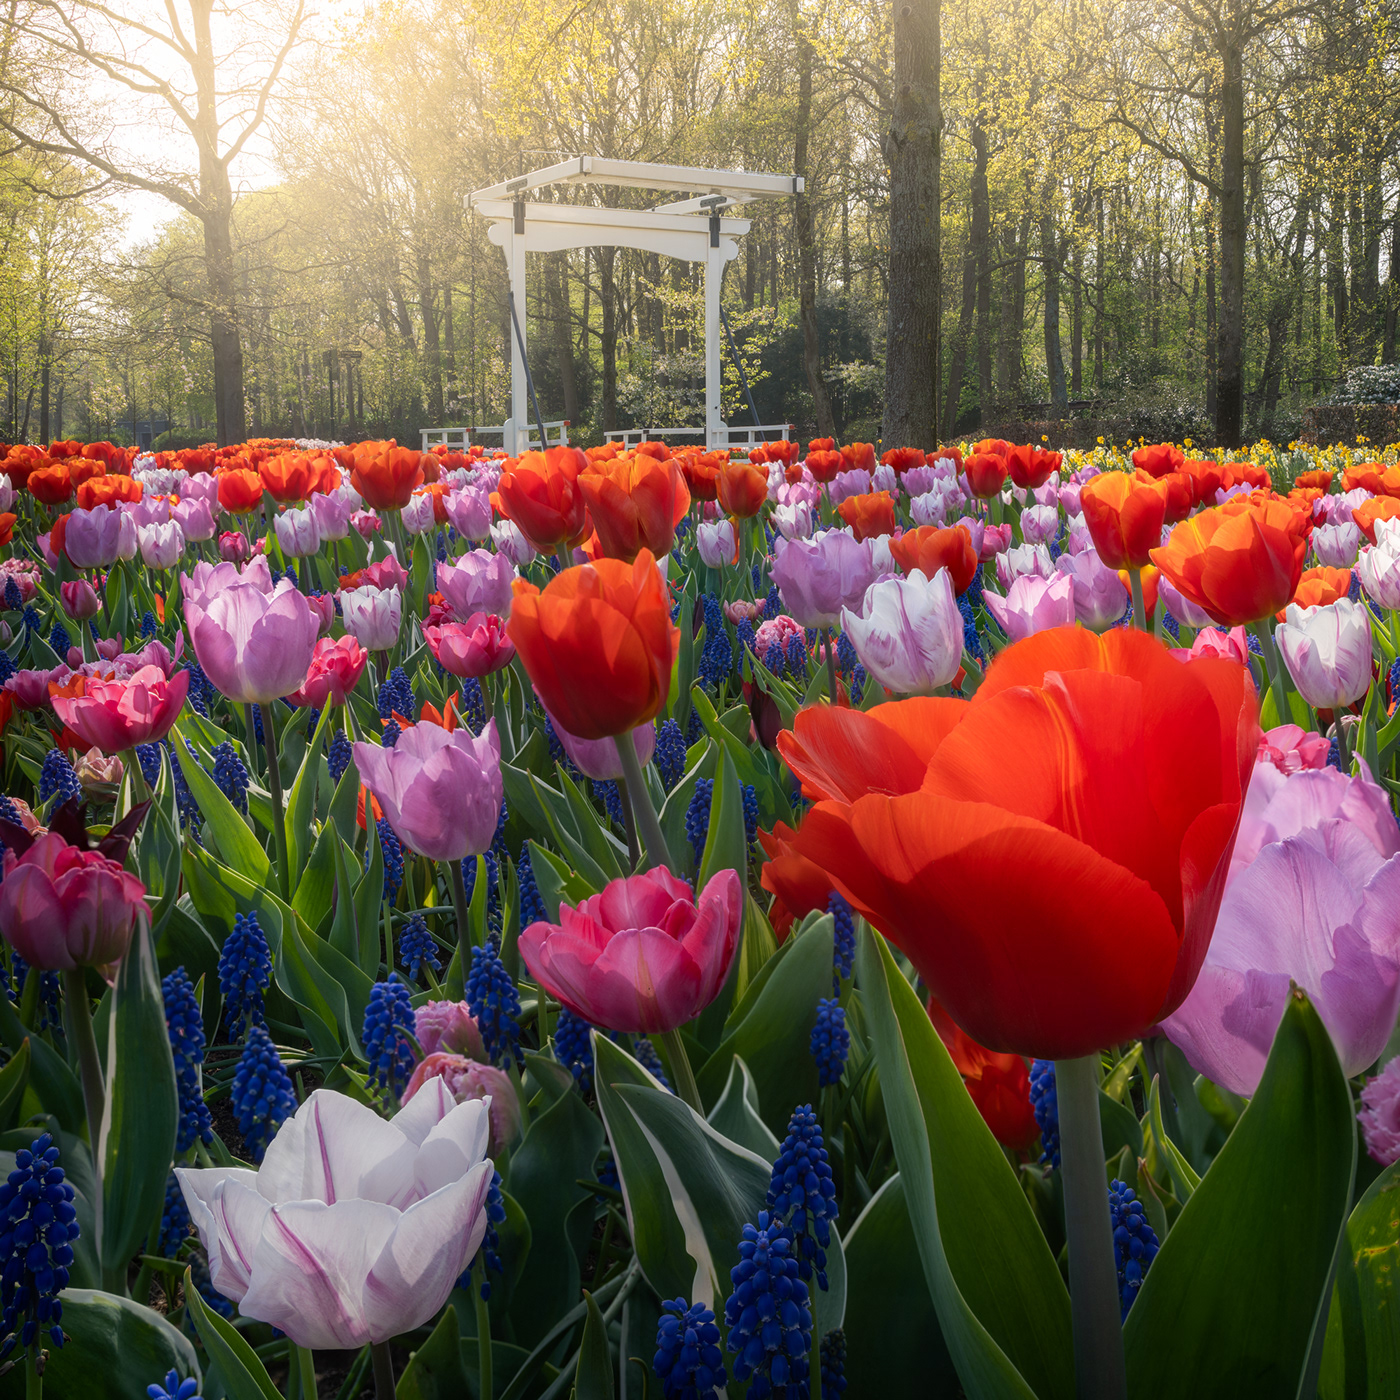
[0,430,1397,1398]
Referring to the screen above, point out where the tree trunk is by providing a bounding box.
[548,252,580,427]
[1259,198,1310,436]
[1070,242,1083,398]
[39,342,49,444]
[443,283,456,377]
[1215,22,1245,448]
[417,249,445,426]
[1042,206,1068,414]
[943,231,975,433]
[1093,189,1104,391]
[793,11,836,438]
[882,0,940,448]
[971,120,992,419]
[599,246,618,433]
[1383,202,1400,364]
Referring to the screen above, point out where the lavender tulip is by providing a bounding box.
[443,487,493,541]
[1277,598,1373,708]
[840,567,963,695]
[309,489,355,541]
[184,572,319,704]
[353,720,503,863]
[65,504,138,569]
[340,584,402,651]
[0,474,13,513]
[402,491,438,535]
[1313,521,1362,568]
[274,506,321,558]
[696,519,737,568]
[770,530,881,628]
[489,519,536,567]
[1055,549,1129,631]
[828,468,871,505]
[984,573,1076,642]
[137,520,184,570]
[772,501,814,540]
[1356,518,1400,610]
[171,495,217,541]
[910,490,949,528]
[1019,503,1060,546]
[177,1085,494,1350]
[995,542,1054,590]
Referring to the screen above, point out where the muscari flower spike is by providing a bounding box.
[382,717,402,749]
[1110,1178,1160,1319]
[767,1106,839,1291]
[1,577,20,610]
[466,934,523,1069]
[517,844,547,928]
[379,818,404,904]
[457,1169,507,1300]
[820,1329,848,1399]
[723,1209,812,1398]
[147,1370,202,1400]
[554,1006,597,1095]
[597,778,624,826]
[827,892,855,989]
[634,1035,672,1092]
[136,742,163,786]
[38,750,81,808]
[1029,1059,1060,1169]
[48,622,70,657]
[653,1298,727,1400]
[0,1133,79,1357]
[218,911,272,1037]
[655,718,687,792]
[230,1024,297,1164]
[362,974,417,1099]
[10,957,61,1035]
[140,609,159,639]
[158,1171,191,1259]
[809,999,849,1089]
[399,914,442,983]
[327,728,353,784]
[685,779,714,862]
[211,742,249,814]
[163,966,213,1153]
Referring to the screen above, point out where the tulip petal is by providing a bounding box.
[414,1099,491,1197]
[176,1168,268,1304]
[795,793,1182,1059]
[391,1076,456,1145]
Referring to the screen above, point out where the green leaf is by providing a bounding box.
[1321,1160,1400,1399]
[285,703,331,876]
[398,1306,473,1399]
[696,742,745,889]
[557,769,627,881]
[574,1291,615,1400]
[506,1078,604,1345]
[843,1175,958,1394]
[1099,1088,1143,1163]
[101,915,179,1278]
[183,1269,282,1400]
[294,820,339,936]
[593,1036,769,1307]
[0,1040,31,1134]
[1145,1075,1199,1202]
[526,838,596,921]
[173,724,271,881]
[0,1289,200,1400]
[695,914,834,1132]
[856,926,1072,1400]
[706,1054,780,1159]
[1124,992,1356,1398]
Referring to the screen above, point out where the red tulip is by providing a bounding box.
[289,635,368,708]
[50,665,189,751]
[964,452,1009,499]
[926,997,1038,1152]
[1131,442,1186,478]
[784,627,1258,1058]
[1080,471,1169,570]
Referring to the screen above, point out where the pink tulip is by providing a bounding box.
[1358,1058,1400,1166]
[289,636,367,709]
[51,664,189,751]
[185,573,319,705]
[443,488,493,542]
[402,1055,520,1154]
[74,747,124,789]
[307,591,336,635]
[352,720,503,863]
[547,712,656,781]
[352,509,381,538]
[95,635,124,662]
[177,1085,494,1350]
[1162,821,1400,1096]
[356,553,408,592]
[3,667,61,710]
[218,530,251,564]
[1257,724,1330,775]
[60,579,102,621]
[422,615,515,679]
[65,505,138,569]
[437,551,516,622]
[1055,549,1128,631]
[309,490,355,541]
[983,573,1076,642]
[519,866,743,1033]
[171,495,217,542]
[180,472,221,512]
[0,829,148,972]
[1171,625,1250,665]
[770,531,881,629]
[414,1000,486,1060]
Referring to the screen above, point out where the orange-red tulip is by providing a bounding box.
[1150,494,1310,626]
[840,442,877,473]
[807,437,835,454]
[836,490,897,541]
[888,524,980,595]
[1131,442,1185,478]
[27,464,72,505]
[217,468,264,514]
[576,454,691,562]
[77,474,141,511]
[506,551,678,739]
[1276,565,1352,622]
[676,449,727,503]
[1081,471,1170,569]
[973,438,1012,459]
[1007,443,1062,490]
[716,459,769,519]
[349,442,426,511]
[805,450,844,483]
[926,996,1039,1152]
[1354,495,1400,544]
[495,449,589,551]
[964,452,1009,499]
[1180,459,1224,506]
[0,512,15,546]
[758,821,835,941]
[1295,468,1335,493]
[880,446,927,474]
[784,627,1258,1058]
[260,452,320,503]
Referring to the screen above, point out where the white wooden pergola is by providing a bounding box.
[467,156,802,453]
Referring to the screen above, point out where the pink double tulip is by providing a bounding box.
[0,823,148,973]
[403,1056,520,1155]
[184,561,319,705]
[50,664,189,751]
[520,866,743,1033]
[437,551,516,621]
[422,615,515,679]
[288,636,367,709]
[177,1085,495,1350]
[353,721,503,863]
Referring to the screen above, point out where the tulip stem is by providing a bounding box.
[260,702,291,903]
[474,1281,493,1400]
[1129,568,1148,633]
[655,1026,704,1115]
[821,625,839,704]
[370,1341,396,1400]
[614,780,641,868]
[63,969,105,1166]
[294,1345,318,1399]
[1055,1053,1126,1400]
[450,857,473,980]
[612,731,676,875]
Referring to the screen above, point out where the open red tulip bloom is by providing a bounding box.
[783,627,1259,1059]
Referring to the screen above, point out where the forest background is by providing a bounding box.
[0,0,1397,453]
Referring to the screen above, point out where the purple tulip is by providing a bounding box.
[184,570,319,704]
[353,720,503,863]
[437,550,516,621]
[696,519,737,568]
[443,487,493,542]
[180,472,221,512]
[1055,549,1129,631]
[828,468,872,505]
[983,573,1076,642]
[548,711,656,781]
[489,519,536,567]
[1162,821,1400,1096]
[995,542,1054,590]
[177,1085,494,1349]
[1356,519,1400,609]
[137,521,184,570]
[65,504,138,569]
[840,567,963,695]
[1359,1058,1400,1166]
[770,530,881,628]
[129,495,172,527]
[1158,572,1215,628]
[309,489,355,541]
[340,584,402,651]
[171,495,217,541]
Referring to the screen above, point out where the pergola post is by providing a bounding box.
[507,198,529,455]
[704,214,724,448]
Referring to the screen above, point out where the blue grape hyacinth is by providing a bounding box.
[0,1133,79,1357]
[766,1106,839,1290]
[466,935,523,1068]
[457,1170,506,1300]
[218,911,272,1037]
[723,1210,812,1398]
[163,967,213,1153]
[398,914,442,983]
[1110,1178,1160,1318]
[809,999,849,1089]
[362,974,417,1099]
[1029,1059,1060,1169]
[230,1024,296,1163]
[653,1298,727,1400]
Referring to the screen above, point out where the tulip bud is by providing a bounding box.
[351,510,381,538]
[60,579,102,621]
[219,530,251,564]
